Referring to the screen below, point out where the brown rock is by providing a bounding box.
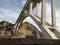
[0,21,44,38]
[17,22,45,39]
[0,21,14,37]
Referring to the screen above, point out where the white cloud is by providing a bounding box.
[3,0,11,2]
[0,8,19,23]
[45,3,60,30]
[46,3,51,24]
[21,0,27,6]
[56,9,60,30]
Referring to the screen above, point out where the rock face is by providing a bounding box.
[0,21,44,38]
[17,22,44,39]
[0,21,14,37]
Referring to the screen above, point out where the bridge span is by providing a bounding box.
[14,0,60,39]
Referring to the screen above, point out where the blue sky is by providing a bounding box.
[0,0,60,30]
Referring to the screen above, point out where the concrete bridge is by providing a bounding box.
[14,0,60,39]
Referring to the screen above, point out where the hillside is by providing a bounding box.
[0,21,44,38]
[17,22,44,39]
[0,21,14,37]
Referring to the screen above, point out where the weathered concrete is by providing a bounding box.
[36,3,39,16]
[51,0,56,28]
[0,38,59,45]
[30,2,33,14]
[29,14,57,39]
[14,0,60,39]
[41,0,46,25]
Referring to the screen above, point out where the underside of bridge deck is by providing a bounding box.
[0,38,59,45]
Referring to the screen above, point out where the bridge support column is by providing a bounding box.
[51,0,56,28]
[41,0,46,25]
[30,2,33,14]
[36,3,39,16]
[14,23,19,37]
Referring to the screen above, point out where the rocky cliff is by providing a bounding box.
[17,22,44,39]
[0,21,14,37]
[0,21,44,38]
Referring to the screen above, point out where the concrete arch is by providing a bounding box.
[14,0,60,39]
[15,13,55,39]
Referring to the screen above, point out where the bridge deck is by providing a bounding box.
[0,38,59,45]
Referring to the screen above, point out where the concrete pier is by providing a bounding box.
[51,0,56,28]
[41,0,46,25]
[30,2,33,14]
[36,3,39,16]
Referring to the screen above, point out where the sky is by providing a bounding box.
[0,0,60,30]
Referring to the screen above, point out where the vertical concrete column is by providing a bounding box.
[14,23,18,37]
[16,23,18,36]
[41,0,46,25]
[36,3,39,16]
[30,2,33,15]
[51,0,56,28]
[15,21,20,36]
